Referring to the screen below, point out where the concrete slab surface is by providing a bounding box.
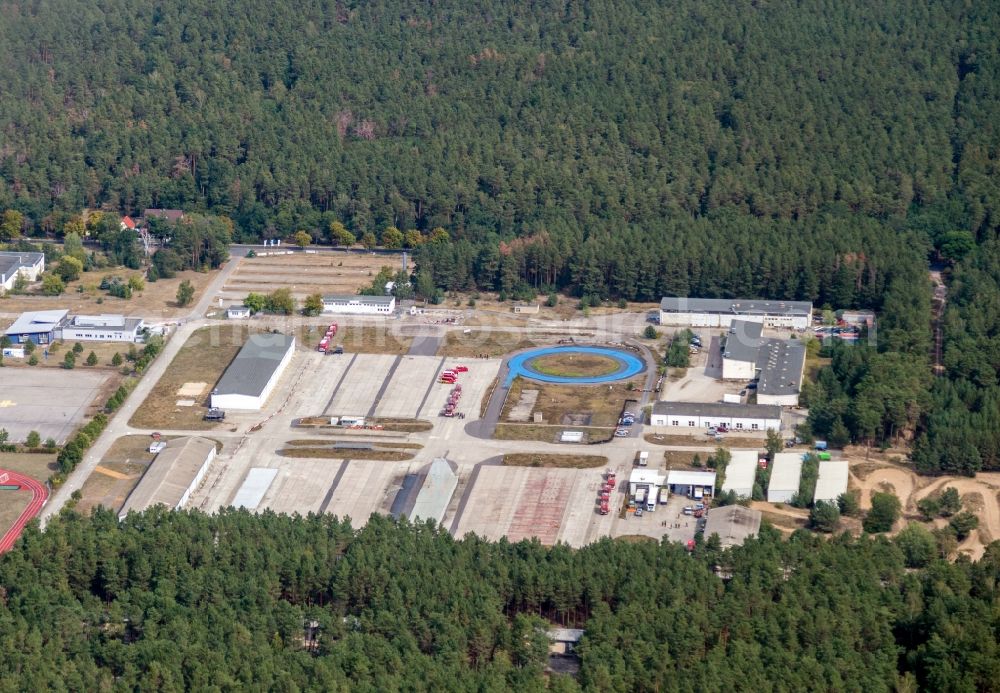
[259,459,346,515]
[324,459,415,527]
[0,368,109,443]
[375,355,442,419]
[327,354,398,416]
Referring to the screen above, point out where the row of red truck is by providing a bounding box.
[440,365,469,416]
[598,470,617,515]
[316,323,339,352]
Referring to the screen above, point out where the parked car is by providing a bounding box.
[614,429,629,437]
[707,427,718,435]
[683,506,694,515]
[716,424,729,433]
[634,507,643,518]
[204,408,226,421]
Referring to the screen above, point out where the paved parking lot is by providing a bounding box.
[375,355,443,418]
[0,369,110,443]
[324,459,416,526]
[257,459,345,514]
[327,354,398,416]
[452,465,616,547]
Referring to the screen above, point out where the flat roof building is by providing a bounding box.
[0,251,45,291]
[60,314,145,343]
[650,401,781,432]
[118,437,217,519]
[210,332,296,410]
[704,505,762,548]
[666,469,716,499]
[4,309,67,345]
[813,460,849,504]
[659,297,813,330]
[767,453,804,504]
[629,468,667,498]
[721,450,759,498]
[322,294,395,315]
[721,319,806,405]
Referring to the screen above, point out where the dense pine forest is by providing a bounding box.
[0,510,997,691]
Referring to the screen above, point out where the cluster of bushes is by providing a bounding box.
[664,329,693,368]
[104,379,136,413]
[55,413,107,476]
[124,334,164,373]
[99,274,143,299]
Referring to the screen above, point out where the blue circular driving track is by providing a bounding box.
[505,346,646,386]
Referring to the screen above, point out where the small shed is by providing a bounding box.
[227,304,252,319]
[546,628,584,655]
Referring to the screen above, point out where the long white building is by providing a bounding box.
[650,401,781,432]
[60,314,145,342]
[322,294,395,315]
[660,297,812,329]
[210,333,296,410]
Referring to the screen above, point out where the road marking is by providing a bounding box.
[94,465,130,480]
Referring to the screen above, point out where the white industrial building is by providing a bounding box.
[813,460,849,504]
[210,332,296,410]
[629,468,666,498]
[4,309,67,345]
[666,470,716,499]
[0,251,44,291]
[720,450,759,498]
[722,319,806,406]
[767,453,804,503]
[650,401,781,432]
[118,437,217,519]
[321,294,395,315]
[659,297,812,329]
[60,314,145,342]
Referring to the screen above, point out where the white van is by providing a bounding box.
[638,451,649,466]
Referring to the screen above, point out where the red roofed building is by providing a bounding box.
[120,215,137,231]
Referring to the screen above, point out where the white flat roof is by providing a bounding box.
[721,451,758,494]
[769,453,804,492]
[629,468,666,486]
[814,461,849,503]
[667,470,717,487]
[4,309,68,335]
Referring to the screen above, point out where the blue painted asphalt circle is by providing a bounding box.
[505,346,646,386]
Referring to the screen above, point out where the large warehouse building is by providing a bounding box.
[659,297,812,329]
[720,450,759,498]
[650,401,781,432]
[118,437,217,519]
[813,460,849,504]
[721,319,806,406]
[210,332,296,410]
[767,453,804,503]
[322,294,395,315]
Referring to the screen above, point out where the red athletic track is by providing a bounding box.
[0,469,48,553]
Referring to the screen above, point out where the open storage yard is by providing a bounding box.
[0,369,113,443]
[221,251,409,301]
[130,325,249,430]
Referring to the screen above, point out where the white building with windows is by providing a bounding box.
[322,294,395,315]
[659,297,812,329]
[226,304,252,319]
[650,401,781,432]
[60,314,145,342]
